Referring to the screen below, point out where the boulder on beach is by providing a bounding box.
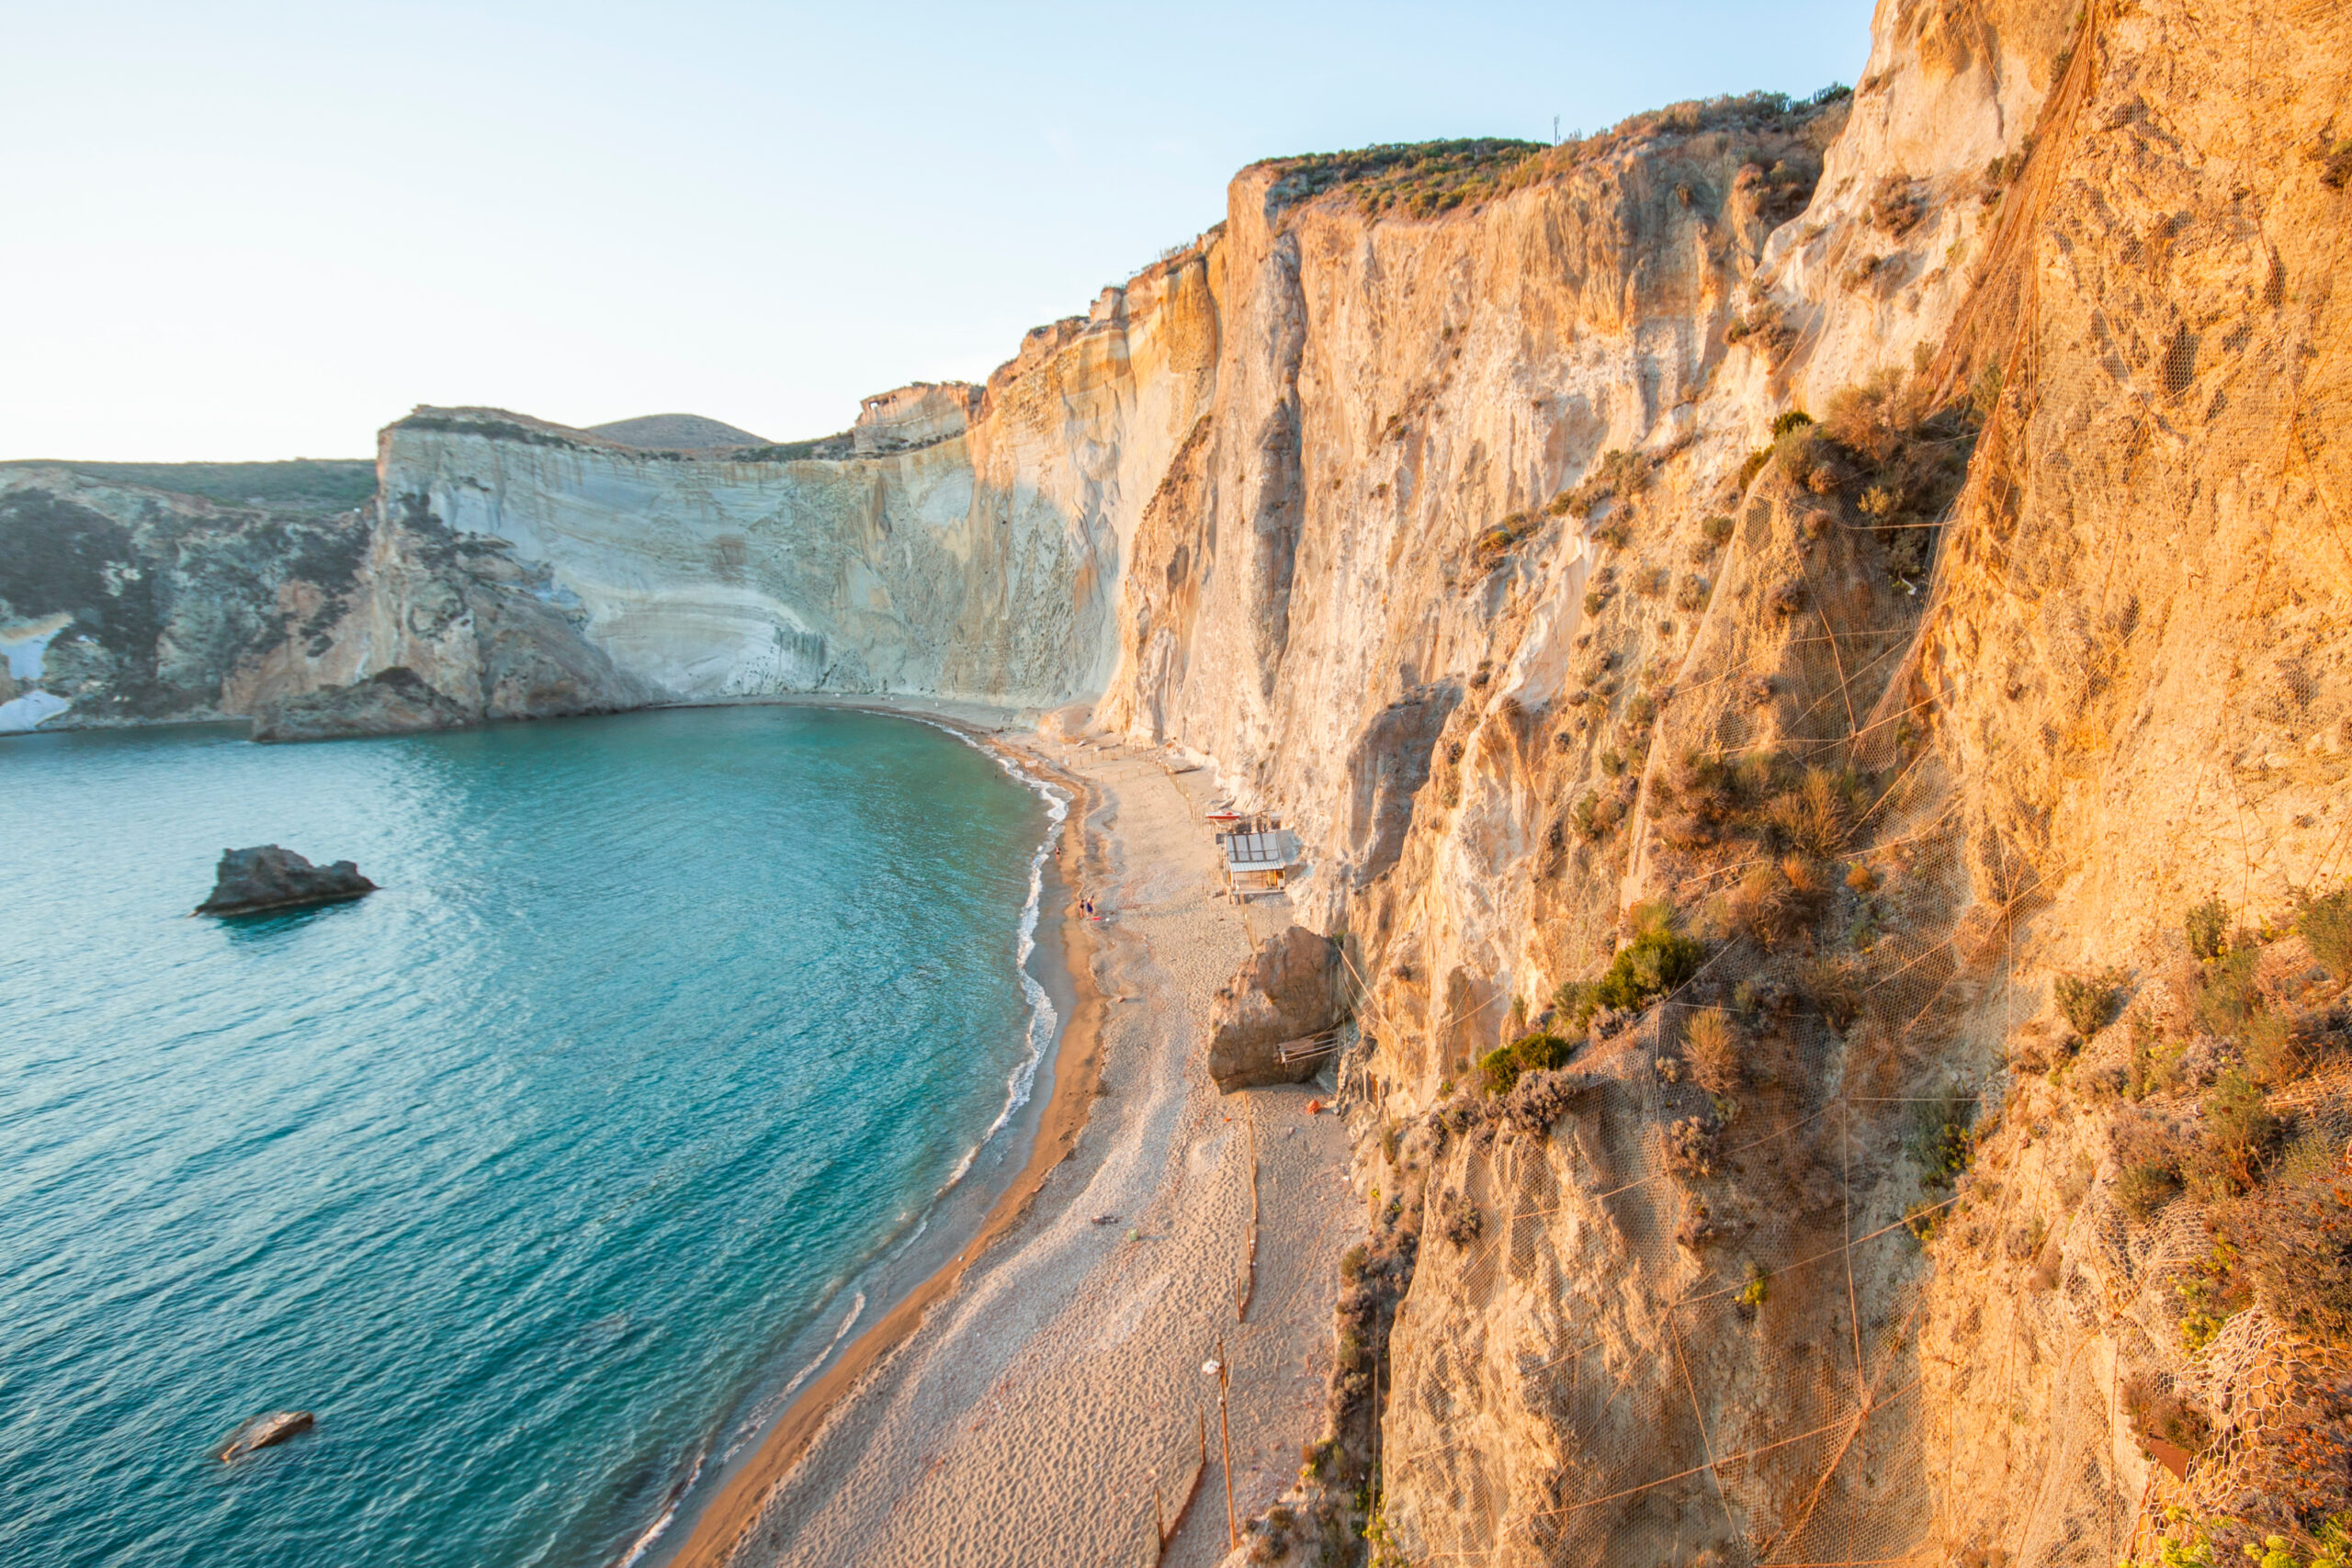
[1206,924,1347,1091]
[214,1409,315,1462]
[196,846,377,916]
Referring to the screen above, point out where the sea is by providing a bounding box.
[0,704,1064,1567]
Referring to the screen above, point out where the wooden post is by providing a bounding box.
[1153,1475,1164,1554]
[1218,1338,1238,1550]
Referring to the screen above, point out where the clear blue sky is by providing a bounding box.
[1,1,1871,460]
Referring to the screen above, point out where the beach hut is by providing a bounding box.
[1215,821,1296,899]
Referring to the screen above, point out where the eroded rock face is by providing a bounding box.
[0,471,374,729]
[195,847,375,916]
[0,468,648,738]
[1206,925,1344,1091]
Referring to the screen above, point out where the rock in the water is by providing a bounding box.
[1206,925,1346,1091]
[196,846,377,916]
[250,665,474,743]
[215,1409,315,1461]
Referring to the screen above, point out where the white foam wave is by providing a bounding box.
[903,718,1070,1196]
[722,1289,868,1463]
[611,1448,704,1568]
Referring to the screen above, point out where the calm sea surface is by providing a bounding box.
[0,705,1057,1567]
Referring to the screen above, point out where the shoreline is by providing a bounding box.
[660,705,1106,1568]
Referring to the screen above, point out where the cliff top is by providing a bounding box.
[1252,85,1851,220]
[586,412,771,450]
[0,457,376,515]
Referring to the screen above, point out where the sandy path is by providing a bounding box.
[709,739,1353,1568]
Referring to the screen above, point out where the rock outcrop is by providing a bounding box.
[214,1410,315,1461]
[196,847,375,916]
[251,666,473,742]
[1206,925,1346,1090]
[0,467,647,737]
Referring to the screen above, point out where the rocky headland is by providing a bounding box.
[14,0,2352,1562]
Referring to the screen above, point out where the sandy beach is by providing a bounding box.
[666,722,1354,1568]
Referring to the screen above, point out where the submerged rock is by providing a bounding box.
[250,666,473,743]
[196,846,377,916]
[1207,925,1345,1091]
[214,1409,314,1462]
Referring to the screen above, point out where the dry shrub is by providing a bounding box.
[2117,1159,2183,1222]
[1801,953,1864,1030]
[2300,885,2352,981]
[1715,857,1826,947]
[1684,1010,1741,1100]
[1822,366,1929,465]
[2053,966,2127,1038]
[1781,853,1828,899]
[1657,812,1717,852]
[2191,1067,2280,1196]
[2120,1371,2213,1455]
[1763,765,1857,857]
[2244,1134,2352,1338]
[1666,1116,1721,1178]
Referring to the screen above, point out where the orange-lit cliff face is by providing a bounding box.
[24,0,2349,1551]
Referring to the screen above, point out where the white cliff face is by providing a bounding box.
[377,247,1220,712]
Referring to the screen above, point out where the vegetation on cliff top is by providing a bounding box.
[1261,85,1850,223]
[0,458,377,515]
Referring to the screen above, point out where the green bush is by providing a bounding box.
[2245,1134,2352,1338]
[1911,1089,1976,1186]
[1771,410,1815,437]
[1702,513,1736,547]
[1261,137,1545,219]
[2198,1067,2278,1192]
[1479,1032,1574,1095]
[2193,943,2261,1036]
[1551,904,1705,1032]
[2053,967,2126,1037]
[2118,1159,2183,1222]
[1592,902,1704,1014]
[2185,896,2229,961]
[2301,885,2352,981]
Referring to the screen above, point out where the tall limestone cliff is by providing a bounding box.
[373,252,1221,709]
[1059,0,2352,1562]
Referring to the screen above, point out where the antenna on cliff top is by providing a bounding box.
[1553,115,1560,145]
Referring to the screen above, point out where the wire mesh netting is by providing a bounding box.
[1374,1,2352,1562]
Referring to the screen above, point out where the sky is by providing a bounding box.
[1,2,1872,461]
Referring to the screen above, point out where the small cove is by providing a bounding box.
[0,705,1059,1568]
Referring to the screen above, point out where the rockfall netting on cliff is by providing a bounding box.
[1359,3,2352,1562]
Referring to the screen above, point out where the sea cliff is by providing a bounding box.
[9,0,2350,1558]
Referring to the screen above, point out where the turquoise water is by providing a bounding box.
[0,706,1059,1567]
